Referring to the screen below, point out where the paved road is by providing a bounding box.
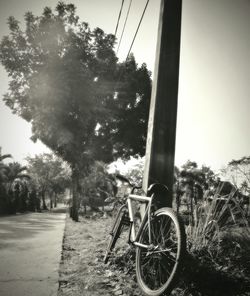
[0,209,66,296]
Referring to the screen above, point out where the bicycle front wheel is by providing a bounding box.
[136,207,186,296]
[104,205,129,264]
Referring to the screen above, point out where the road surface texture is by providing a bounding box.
[0,208,66,296]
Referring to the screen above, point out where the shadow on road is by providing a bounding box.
[0,209,66,249]
[50,206,68,214]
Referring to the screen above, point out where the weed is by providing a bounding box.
[182,186,250,295]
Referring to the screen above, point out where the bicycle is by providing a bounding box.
[104,175,186,296]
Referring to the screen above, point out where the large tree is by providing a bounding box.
[0,2,151,221]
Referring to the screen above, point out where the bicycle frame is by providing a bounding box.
[126,192,154,249]
[111,178,169,250]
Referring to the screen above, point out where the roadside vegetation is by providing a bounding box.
[58,156,250,296]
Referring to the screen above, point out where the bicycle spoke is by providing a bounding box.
[162,253,176,265]
[141,255,153,268]
[151,219,160,244]
[136,209,185,295]
[159,260,171,276]
[161,216,171,236]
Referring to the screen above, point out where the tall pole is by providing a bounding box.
[143,0,182,207]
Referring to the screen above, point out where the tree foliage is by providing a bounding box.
[223,156,250,192]
[0,2,151,168]
[26,153,71,208]
[0,149,32,214]
[179,160,216,188]
[175,160,217,211]
[109,155,145,186]
[0,2,152,220]
[0,148,71,214]
[79,161,116,211]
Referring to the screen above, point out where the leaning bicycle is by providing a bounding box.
[104,175,186,296]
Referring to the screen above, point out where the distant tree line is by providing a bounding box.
[0,148,70,215]
[103,157,250,216]
[172,159,249,215]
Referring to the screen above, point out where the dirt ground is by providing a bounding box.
[57,213,142,296]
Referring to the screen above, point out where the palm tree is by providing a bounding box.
[0,150,12,214]
[4,162,31,214]
[0,154,12,162]
[5,162,30,183]
[0,151,12,182]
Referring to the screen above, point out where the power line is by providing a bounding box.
[116,0,133,55]
[125,0,150,61]
[113,0,150,91]
[114,0,125,37]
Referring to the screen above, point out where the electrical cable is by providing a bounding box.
[116,0,133,55]
[125,0,150,61]
[114,0,150,91]
[114,0,125,37]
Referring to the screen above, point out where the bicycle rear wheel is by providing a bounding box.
[136,207,186,296]
[104,205,129,264]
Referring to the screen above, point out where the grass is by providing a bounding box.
[58,193,250,296]
[58,212,142,296]
[180,188,250,296]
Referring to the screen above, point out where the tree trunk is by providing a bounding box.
[41,191,47,210]
[36,196,41,212]
[54,192,57,208]
[71,168,79,222]
[50,195,53,209]
[14,186,20,213]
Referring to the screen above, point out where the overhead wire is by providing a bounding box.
[114,0,125,38]
[116,0,133,55]
[113,0,150,91]
[125,0,150,61]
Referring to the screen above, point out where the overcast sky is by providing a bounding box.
[0,0,249,171]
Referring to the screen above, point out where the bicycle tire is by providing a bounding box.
[104,207,129,264]
[136,207,186,296]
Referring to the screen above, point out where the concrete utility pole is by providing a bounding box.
[143,0,182,207]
